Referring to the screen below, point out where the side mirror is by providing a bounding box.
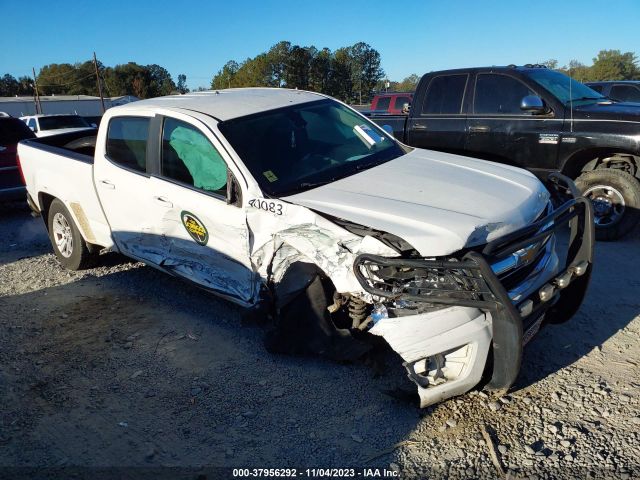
[401,103,410,114]
[520,95,546,114]
[381,124,394,136]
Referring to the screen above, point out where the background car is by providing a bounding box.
[20,114,96,138]
[586,81,640,103]
[0,116,35,201]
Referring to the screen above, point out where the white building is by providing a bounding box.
[0,95,139,117]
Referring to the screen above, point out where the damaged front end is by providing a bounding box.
[352,191,594,407]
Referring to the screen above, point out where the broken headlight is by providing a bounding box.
[353,254,497,313]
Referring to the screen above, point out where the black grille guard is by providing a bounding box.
[353,173,594,392]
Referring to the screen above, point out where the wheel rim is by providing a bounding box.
[52,212,73,258]
[583,184,626,228]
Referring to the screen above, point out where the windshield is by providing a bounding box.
[527,69,607,105]
[39,115,91,131]
[219,99,405,196]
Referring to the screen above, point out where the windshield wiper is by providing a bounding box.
[565,96,603,104]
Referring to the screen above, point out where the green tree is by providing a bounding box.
[327,47,353,102]
[349,42,384,104]
[211,60,240,89]
[540,59,559,70]
[267,41,291,87]
[397,74,420,92]
[233,54,273,87]
[176,74,189,94]
[591,49,639,80]
[308,48,332,93]
[0,74,20,96]
[284,45,312,89]
[147,64,176,97]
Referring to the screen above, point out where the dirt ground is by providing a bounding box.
[0,200,639,479]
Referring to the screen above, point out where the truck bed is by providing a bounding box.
[18,130,113,248]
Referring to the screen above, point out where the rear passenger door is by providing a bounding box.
[147,114,256,306]
[94,115,157,258]
[406,73,468,151]
[466,73,561,171]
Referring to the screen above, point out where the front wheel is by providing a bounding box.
[47,199,97,270]
[575,169,640,241]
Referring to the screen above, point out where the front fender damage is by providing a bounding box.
[247,206,397,361]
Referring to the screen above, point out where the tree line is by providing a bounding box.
[541,50,639,82]
[211,41,391,104]
[0,61,189,98]
[1,48,637,102]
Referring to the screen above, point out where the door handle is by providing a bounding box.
[413,123,427,130]
[469,125,491,133]
[153,196,173,208]
[99,180,115,189]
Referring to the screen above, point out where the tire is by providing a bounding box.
[575,168,640,241]
[47,199,96,270]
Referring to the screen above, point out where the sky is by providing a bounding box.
[1,0,639,90]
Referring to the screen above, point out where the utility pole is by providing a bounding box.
[32,67,42,114]
[93,52,106,113]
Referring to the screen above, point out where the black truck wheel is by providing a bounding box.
[575,169,640,241]
[47,199,96,270]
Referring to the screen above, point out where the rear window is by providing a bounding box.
[106,117,150,173]
[38,115,91,131]
[588,84,604,93]
[0,118,35,145]
[421,74,467,114]
[375,97,391,111]
[610,85,640,103]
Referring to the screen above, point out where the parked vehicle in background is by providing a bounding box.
[585,81,640,103]
[0,116,35,201]
[20,114,96,138]
[18,89,594,407]
[368,65,640,240]
[369,92,413,114]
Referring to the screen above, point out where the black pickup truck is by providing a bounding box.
[366,65,640,240]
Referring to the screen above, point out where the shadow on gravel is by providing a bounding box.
[513,231,640,391]
[0,262,421,469]
[0,201,49,264]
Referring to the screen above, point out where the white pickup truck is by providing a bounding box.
[18,89,594,406]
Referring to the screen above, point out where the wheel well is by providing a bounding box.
[38,192,56,231]
[561,149,640,179]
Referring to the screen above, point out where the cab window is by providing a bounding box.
[161,118,227,196]
[474,74,534,114]
[421,74,467,115]
[106,117,149,173]
[610,84,640,103]
[375,97,391,111]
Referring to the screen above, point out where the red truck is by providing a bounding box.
[370,92,413,115]
[0,116,36,201]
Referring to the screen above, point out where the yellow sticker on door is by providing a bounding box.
[181,211,209,246]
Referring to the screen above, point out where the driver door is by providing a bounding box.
[147,114,257,306]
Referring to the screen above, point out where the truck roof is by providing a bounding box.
[116,88,325,121]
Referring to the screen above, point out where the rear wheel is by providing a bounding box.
[47,199,96,270]
[575,169,640,241]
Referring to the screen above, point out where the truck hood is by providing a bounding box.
[283,149,550,256]
[574,101,640,123]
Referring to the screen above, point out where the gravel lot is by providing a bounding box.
[0,200,639,479]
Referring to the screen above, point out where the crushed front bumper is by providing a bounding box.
[353,177,594,406]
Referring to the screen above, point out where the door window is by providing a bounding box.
[161,117,227,196]
[610,85,640,103]
[375,97,391,111]
[589,84,604,93]
[474,74,534,114]
[421,74,467,115]
[394,96,412,111]
[106,116,150,173]
[27,118,37,132]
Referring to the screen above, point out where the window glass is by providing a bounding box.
[394,96,412,111]
[27,118,37,131]
[39,115,90,131]
[527,69,605,105]
[218,99,403,197]
[376,97,391,111]
[162,118,227,194]
[421,75,467,114]
[589,84,604,93]
[474,74,534,114]
[610,85,640,103]
[106,117,149,173]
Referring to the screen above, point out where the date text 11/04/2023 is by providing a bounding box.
[232,468,399,478]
